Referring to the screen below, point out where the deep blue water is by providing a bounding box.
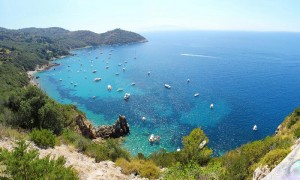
[36,31,300,156]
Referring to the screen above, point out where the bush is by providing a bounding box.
[30,129,56,149]
[116,158,160,179]
[0,140,78,179]
[260,149,290,169]
[294,128,300,138]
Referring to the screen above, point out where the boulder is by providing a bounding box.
[76,114,97,139]
[96,115,130,138]
[253,165,270,180]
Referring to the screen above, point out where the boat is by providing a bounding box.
[199,140,207,149]
[92,70,97,73]
[107,85,112,91]
[253,125,258,131]
[164,84,171,89]
[131,83,136,86]
[94,78,101,81]
[122,68,126,71]
[124,93,130,100]
[142,117,146,121]
[148,134,160,143]
[124,61,128,63]
[148,71,151,76]
[177,148,181,152]
[59,78,63,81]
[117,88,123,92]
[74,83,77,87]
[194,93,199,97]
[92,96,96,99]
[115,73,119,76]
[106,66,109,69]
[149,134,155,143]
[187,79,190,83]
[118,63,122,66]
[70,82,73,84]
[210,103,214,109]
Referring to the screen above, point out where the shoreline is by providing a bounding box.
[27,62,61,86]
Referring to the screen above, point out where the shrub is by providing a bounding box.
[294,128,300,138]
[0,140,78,179]
[260,149,290,169]
[30,129,56,148]
[116,158,160,179]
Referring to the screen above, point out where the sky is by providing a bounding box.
[0,0,300,33]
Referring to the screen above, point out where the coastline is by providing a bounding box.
[27,62,60,86]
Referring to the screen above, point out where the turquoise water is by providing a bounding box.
[36,31,300,156]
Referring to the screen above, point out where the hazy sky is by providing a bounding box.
[1,0,300,33]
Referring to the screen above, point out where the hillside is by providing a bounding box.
[0,27,146,70]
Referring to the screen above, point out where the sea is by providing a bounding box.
[35,31,300,156]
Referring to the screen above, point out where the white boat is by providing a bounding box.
[210,103,214,109]
[122,68,126,71]
[94,78,101,81]
[149,134,160,143]
[59,78,63,81]
[148,71,151,76]
[74,83,77,87]
[106,66,109,69]
[187,79,190,83]
[131,83,136,86]
[118,63,122,66]
[142,117,146,121]
[92,96,96,99]
[70,82,73,84]
[117,88,123,92]
[253,125,257,131]
[107,85,112,91]
[194,93,199,97]
[124,61,128,63]
[124,93,130,100]
[164,84,171,89]
[199,140,207,149]
[92,70,97,73]
[177,148,181,152]
[149,134,155,143]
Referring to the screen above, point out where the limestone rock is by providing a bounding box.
[76,114,97,139]
[96,115,130,138]
[253,165,270,180]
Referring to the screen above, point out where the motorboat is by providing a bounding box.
[118,63,122,66]
[187,79,190,83]
[115,73,119,76]
[210,103,214,109]
[117,88,123,92]
[92,70,97,73]
[122,68,126,71]
[106,66,109,69]
[253,125,258,131]
[107,85,112,91]
[164,84,171,89]
[124,61,128,63]
[124,93,130,100]
[142,117,146,121]
[59,78,63,81]
[131,83,136,86]
[94,78,101,81]
[148,71,151,76]
[149,134,160,143]
[194,93,199,97]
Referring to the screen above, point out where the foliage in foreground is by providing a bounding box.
[29,129,56,149]
[60,129,130,162]
[0,140,78,179]
[115,158,160,179]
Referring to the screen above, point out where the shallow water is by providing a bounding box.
[36,31,300,156]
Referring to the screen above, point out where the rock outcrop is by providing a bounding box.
[76,114,130,139]
[253,165,270,180]
[96,115,130,138]
[76,114,97,139]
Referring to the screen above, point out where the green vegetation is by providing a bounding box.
[0,140,78,179]
[29,129,56,149]
[115,158,160,179]
[59,129,130,162]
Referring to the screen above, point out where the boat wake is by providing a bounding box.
[180,53,218,59]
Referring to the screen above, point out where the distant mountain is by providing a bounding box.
[0,27,147,70]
